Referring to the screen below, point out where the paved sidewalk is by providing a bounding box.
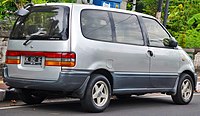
[0,76,19,101]
[0,77,9,90]
[0,77,8,101]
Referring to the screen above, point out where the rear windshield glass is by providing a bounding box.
[10,6,69,40]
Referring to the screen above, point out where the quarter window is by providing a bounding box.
[81,10,112,42]
[143,17,170,47]
[112,13,143,45]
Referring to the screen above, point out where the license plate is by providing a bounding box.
[24,56,42,65]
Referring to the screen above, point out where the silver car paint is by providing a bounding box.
[178,47,195,74]
[149,47,180,88]
[6,4,196,92]
[7,4,72,81]
[71,5,149,72]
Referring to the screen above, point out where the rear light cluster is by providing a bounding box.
[45,52,76,67]
[6,51,21,64]
[6,51,76,67]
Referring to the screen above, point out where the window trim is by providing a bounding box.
[137,16,148,46]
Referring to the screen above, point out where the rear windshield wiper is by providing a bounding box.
[23,35,52,46]
[22,35,62,46]
[23,35,49,46]
[23,35,40,46]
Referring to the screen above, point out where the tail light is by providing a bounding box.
[45,52,76,67]
[5,51,76,67]
[6,51,21,64]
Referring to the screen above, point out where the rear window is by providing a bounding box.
[11,6,69,40]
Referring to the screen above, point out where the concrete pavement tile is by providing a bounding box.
[0,80,9,90]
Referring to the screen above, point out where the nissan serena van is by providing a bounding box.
[3,3,197,112]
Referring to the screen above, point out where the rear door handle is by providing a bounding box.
[147,50,154,57]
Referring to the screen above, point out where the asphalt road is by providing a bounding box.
[0,93,200,116]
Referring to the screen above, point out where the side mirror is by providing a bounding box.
[15,8,29,16]
[163,38,178,47]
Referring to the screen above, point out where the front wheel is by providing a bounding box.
[171,73,194,105]
[81,74,111,113]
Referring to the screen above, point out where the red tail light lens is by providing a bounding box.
[44,52,62,58]
[6,51,20,56]
[62,53,76,59]
[5,51,76,67]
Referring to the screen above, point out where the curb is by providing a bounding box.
[0,89,6,101]
[196,82,200,92]
[0,88,19,102]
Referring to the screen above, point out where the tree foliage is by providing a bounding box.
[0,0,75,37]
[0,0,75,18]
[133,0,200,48]
[167,0,200,48]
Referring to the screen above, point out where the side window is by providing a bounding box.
[81,10,112,42]
[112,12,144,45]
[142,17,170,47]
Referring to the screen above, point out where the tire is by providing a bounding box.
[17,89,47,105]
[81,74,111,113]
[171,73,194,105]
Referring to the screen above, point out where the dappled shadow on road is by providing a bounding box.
[1,95,199,116]
[32,99,84,113]
[26,96,174,113]
[109,96,174,112]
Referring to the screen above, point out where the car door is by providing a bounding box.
[142,17,180,89]
[111,12,151,91]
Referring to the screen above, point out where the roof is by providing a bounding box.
[34,3,156,19]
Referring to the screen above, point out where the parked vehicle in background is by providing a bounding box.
[3,3,197,112]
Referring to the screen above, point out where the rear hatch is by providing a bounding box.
[6,5,74,81]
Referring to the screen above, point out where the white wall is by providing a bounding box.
[0,38,8,64]
[194,52,200,69]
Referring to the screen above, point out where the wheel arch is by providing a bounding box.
[73,68,114,98]
[90,69,113,92]
[171,70,196,104]
[181,70,197,88]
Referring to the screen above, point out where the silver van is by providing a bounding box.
[3,3,197,112]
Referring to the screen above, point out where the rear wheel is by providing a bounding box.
[17,89,47,105]
[81,74,111,113]
[171,73,194,104]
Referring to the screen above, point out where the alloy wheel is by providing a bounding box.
[181,79,192,102]
[92,81,109,107]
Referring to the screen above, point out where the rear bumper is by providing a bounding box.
[2,66,90,93]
